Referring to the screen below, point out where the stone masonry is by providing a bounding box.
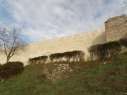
[105,15,127,42]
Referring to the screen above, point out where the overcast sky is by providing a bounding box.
[0,0,126,42]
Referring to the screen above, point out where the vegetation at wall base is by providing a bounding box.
[0,53,126,95]
[0,61,24,80]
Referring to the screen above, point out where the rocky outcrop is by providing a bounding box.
[43,63,73,82]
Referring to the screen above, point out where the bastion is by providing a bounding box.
[105,15,127,42]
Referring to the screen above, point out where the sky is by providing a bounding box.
[0,0,126,42]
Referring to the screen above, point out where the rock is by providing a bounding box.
[42,63,73,82]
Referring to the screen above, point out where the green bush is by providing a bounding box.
[89,41,121,61]
[0,61,24,80]
[119,37,127,47]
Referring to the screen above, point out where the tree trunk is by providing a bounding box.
[6,56,10,63]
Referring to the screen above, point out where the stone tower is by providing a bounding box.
[105,15,127,42]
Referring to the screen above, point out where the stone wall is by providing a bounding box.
[0,30,105,65]
[105,15,127,42]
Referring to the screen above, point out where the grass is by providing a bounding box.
[0,53,127,95]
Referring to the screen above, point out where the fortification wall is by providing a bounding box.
[2,15,127,65]
[0,30,105,65]
[105,15,127,42]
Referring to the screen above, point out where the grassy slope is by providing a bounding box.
[0,54,127,95]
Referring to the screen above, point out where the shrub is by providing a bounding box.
[105,41,121,56]
[119,37,127,47]
[89,44,108,61]
[89,41,121,61]
[0,61,24,80]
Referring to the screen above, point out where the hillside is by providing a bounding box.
[0,53,126,95]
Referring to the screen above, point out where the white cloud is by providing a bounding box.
[6,0,124,41]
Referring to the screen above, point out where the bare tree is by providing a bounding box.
[0,27,25,63]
